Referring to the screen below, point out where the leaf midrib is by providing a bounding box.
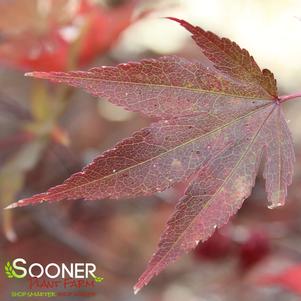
[46,73,273,101]
[34,102,274,201]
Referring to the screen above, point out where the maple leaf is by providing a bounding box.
[6,18,301,293]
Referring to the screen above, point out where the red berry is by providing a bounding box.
[239,230,270,269]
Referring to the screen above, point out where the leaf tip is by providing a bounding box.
[24,72,49,79]
[165,16,181,23]
[165,17,195,31]
[4,198,29,209]
[133,286,140,295]
[24,72,34,77]
[4,202,18,210]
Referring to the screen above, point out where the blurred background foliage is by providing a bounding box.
[0,0,301,300]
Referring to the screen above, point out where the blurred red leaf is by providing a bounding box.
[77,0,141,67]
[239,230,270,269]
[7,18,300,293]
[0,0,140,71]
[259,264,301,294]
[0,0,74,34]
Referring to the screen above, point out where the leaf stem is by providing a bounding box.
[279,91,301,103]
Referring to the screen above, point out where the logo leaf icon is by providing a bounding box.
[93,276,104,283]
[4,261,14,279]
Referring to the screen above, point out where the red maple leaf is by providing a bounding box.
[6,18,301,293]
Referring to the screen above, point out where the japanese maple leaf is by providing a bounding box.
[6,18,300,293]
